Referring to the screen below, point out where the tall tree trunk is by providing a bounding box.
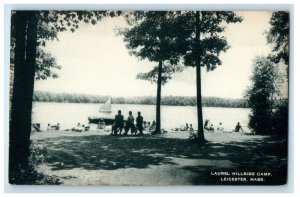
[195,11,206,143]
[155,60,163,134]
[9,11,38,183]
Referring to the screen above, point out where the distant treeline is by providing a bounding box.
[33,91,249,108]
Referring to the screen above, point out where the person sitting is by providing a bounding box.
[209,124,215,131]
[97,119,106,130]
[217,122,224,132]
[143,121,148,130]
[112,110,124,135]
[84,125,90,131]
[55,123,60,131]
[183,123,189,131]
[72,123,83,132]
[204,119,210,130]
[189,124,194,131]
[205,123,215,132]
[144,121,151,132]
[46,123,51,131]
[173,124,185,131]
[188,124,197,139]
[234,122,243,132]
[149,120,156,132]
[124,111,135,135]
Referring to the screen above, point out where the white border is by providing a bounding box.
[1,1,297,194]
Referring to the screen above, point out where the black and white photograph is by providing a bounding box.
[8,9,289,186]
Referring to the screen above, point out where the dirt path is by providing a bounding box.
[32,130,287,185]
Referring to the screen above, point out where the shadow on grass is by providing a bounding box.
[36,134,287,185]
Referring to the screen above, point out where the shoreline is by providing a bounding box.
[31,129,263,143]
[32,101,250,108]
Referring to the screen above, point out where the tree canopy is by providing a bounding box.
[245,56,283,134]
[267,11,289,65]
[181,11,243,70]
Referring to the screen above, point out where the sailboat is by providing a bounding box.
[99,98,112,113]
[88,98,115,125]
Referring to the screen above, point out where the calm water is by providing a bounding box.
[32,102,250,132]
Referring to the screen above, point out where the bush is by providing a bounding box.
[10,141,62,185]
[272,99,288,137]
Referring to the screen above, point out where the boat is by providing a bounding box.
[88,117,115,125]
[99,98,112,113]
[88,98,115,125]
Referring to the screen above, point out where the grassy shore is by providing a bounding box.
[31,130,287,185]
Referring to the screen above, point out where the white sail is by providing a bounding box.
[99,98,112,112]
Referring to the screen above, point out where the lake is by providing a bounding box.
[32,102,251,132]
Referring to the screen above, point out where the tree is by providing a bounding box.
[120,11,188,134]
[181,11,242,143]
[9,10,118,183]
[244,56,283,135]
[10,11,38,183]
[266,11,289,137]
[267,11,289,65]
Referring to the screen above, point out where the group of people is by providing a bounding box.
[46,123,60,131]
[204,119,244,132]
[173,123,194,132]
[204,120,225,132]
[111,110,156,136]
[72,123,90,132]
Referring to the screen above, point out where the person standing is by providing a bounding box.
[136,111,144,135]
[112,110,124,135]
[124,111,135,135]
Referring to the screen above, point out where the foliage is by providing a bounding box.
[181,11,243,70]
[271,99,288,137]
[267,12,289,65]
[245,56,283,135]
[121,11,189,63]
[10,11,61,80]
[10,141,62,185]
[136,62,184,85]
[35,48,62,79]
[33,90,248,108]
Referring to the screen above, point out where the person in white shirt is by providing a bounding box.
[217,122,224,132]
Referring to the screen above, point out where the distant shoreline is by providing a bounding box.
[33,100,251,109]
[33,91,249,108]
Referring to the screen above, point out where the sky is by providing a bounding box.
[34,11,275,99]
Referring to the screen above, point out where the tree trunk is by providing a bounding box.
[195,11,206,143]
[9,11,38,183]
[155,60,163,134]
